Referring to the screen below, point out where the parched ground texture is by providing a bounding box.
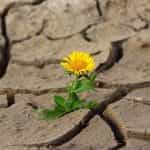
[0,0,150,149]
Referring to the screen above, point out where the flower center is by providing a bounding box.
[71,60,87,71]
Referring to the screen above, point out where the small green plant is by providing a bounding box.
[39,51,98,121]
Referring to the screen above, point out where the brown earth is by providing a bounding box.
[0,0,150,149]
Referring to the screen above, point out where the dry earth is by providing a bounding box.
[0,0,150,149]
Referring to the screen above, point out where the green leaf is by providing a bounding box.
[38,107,66,121]
[83,101,98,110]
[68,99,98,111]
[89,72,97,81]
[68,77,95,94]
[71,79,80,91]
[38,100,98,121]
[54,95,66,109]
[71,100,84,110]
[67,79,80,93]
[73,79,94,93]
[64,71,72,76]
[68,92,79,101]
[65,100,74,112]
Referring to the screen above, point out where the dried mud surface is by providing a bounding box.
[0,0,150,149]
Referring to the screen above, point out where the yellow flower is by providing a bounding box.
[61,51,95,75]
